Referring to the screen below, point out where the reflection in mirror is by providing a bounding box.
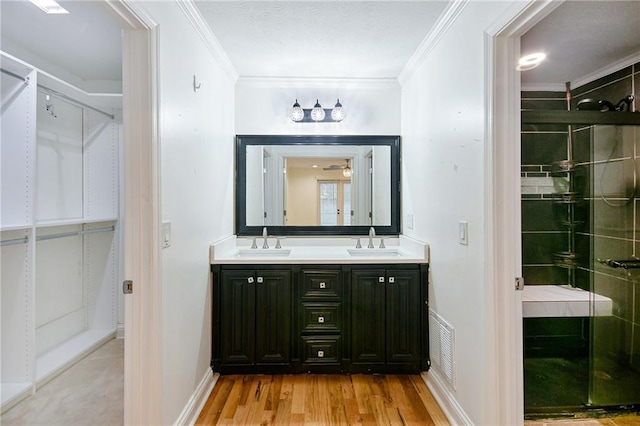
[236,135,400,236]
[246,145,390,227]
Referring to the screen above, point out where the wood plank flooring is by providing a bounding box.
[196,374,450,425]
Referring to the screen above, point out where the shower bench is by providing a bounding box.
[522,285,612,318]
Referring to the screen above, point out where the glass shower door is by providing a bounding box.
[589,124,640,407]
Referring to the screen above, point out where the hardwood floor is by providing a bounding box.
[196,374,450,425]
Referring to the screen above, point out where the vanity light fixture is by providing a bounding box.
[310,99,325,122]
[331,99,346,122]
[289,99,346,123]
[29,0,69,14]
[342,159,352,178]
[289,99,304,122]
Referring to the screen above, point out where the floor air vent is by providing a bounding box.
[429,309,455,389]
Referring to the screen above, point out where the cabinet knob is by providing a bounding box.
[247,277,254,284]
[389,277,395,283]
[318,316,325,323]
[378,277,385,283]
[317,350,324,358]
[319,282,326,289]
[257,276,264,283]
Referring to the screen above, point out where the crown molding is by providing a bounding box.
[397,0,469,86]
[520,83,566,92]
[176,0,238,83]
[571,51,640,91]
[522,51,640,93]
[236,76,400,89]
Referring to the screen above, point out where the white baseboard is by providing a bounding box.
[173,369,219,426]
[422,370,473,425]
[116,323,125,339]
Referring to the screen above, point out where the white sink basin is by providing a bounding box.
[235,249,291,257]
[347,248,404,257]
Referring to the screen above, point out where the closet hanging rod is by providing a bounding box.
[1,67,29,84]
[0,237,29,247]
[37,85,115,120]
[36,226,115,242]
[2,67,115,120]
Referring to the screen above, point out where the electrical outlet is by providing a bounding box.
[458,221,468,245]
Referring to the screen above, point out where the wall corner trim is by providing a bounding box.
[422,371,473,425]
[397,0,469,86]
[173,369,218,426]
[176,0,239,83]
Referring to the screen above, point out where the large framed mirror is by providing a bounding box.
[236,135,400,236]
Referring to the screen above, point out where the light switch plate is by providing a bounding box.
[458,221,468,245]
[162,221,171,248]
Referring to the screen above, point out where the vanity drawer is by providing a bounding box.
[301,302,342,333]
[301,269,341,299]
[302,336,341,364]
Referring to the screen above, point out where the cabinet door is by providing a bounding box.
[255,270,291,364]
[220,270,256,365]
[386,269,421,363]
[351,269,386,364]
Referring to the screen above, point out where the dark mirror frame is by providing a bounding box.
[236,135,401,236]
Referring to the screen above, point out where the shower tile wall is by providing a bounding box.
[521,62,640,370]
[521,91,586,353]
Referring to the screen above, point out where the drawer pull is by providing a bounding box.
[317,350,324,358]
[318,316,325,323]
[257,276,264,283]
[319,282,326,289]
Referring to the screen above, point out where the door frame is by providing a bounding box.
[103,2,163,424]
[488,1,563,424]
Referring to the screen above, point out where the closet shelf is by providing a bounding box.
[0,224,33,232]
[36,217,117,228]
[36,329,115,386]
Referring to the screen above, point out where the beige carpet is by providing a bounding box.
[1,338,124,426]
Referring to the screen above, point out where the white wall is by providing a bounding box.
[400,2,522,424]
[134,3,236,423]
[235,81,401,135]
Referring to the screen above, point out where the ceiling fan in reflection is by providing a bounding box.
[323,159,352,178]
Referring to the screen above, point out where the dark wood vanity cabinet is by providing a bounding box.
[211,263,429,374]
[215,268,291,371]
[351,267,422,371]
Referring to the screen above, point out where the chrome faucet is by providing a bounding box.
[368,227,375,249]
[262,227,269,249]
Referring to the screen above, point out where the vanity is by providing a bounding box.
[209,135,429,374]
[210,236,430,374]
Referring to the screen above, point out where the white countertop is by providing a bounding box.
[522,285,613,318]
[210,235,429,264]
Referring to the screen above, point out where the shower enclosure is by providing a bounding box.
[522,103,640,414]
[588,124,640,407]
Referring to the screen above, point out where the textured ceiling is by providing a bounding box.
[0,0,122,82]
[1,1,638,88]
[192,1,449,79]
[521,1,640,88]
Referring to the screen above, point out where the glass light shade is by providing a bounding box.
[331,99,346,122]
[290,99,304,122]
[311,100,325,122]
[342,159,352,177]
